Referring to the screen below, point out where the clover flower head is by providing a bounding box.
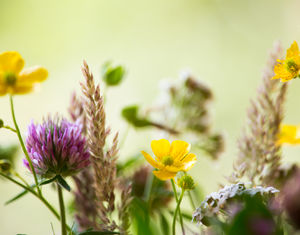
[24,116,90,178]
[141,139,197,180]
[273,41,300,82]
[0,51,48,96]
[277,124,300,145]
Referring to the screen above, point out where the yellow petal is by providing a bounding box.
[287,41,299,58]
[180,153,197,163]
[9,84,34,95]
[164,165,183,173]
[18,66,48,85]
[278,124,300,145]
[141,151,161,169]
[153,170,177,180]
[169,140,190,160]
[0,51,24,74]
[151,139,171,159]
[182,161,196,171]
[0,86,7,96]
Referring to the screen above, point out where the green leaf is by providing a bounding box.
[57,175,71,191]
[102,61,125,86]
[121,105,151,128]
[160,213,170,235]
[5,189,29,205]
[5,176,59,205]
[0,119,3,128]
[40,175,58,186]
[131,198,154,235]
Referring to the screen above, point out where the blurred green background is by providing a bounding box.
[1,0,300,234]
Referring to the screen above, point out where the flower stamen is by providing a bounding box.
[161,155,174,166]
[4,72,17,86]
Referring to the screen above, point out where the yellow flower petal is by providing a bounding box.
[0,51,24,74]
[182,161,196,171]
[9,84,34,95]
[277,124,300,145]
[287,41,299,58]
[153,170,177,180]
[169,140,190,160]
[180,153,197,163]
[164,165,184,173]
[0,86,7,96]
[18,66,48,85]
[141,151,161,169]
[151,139,171,160]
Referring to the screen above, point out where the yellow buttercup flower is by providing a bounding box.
[141,139,197,180]
[0,51,48,96]
[277,124,300,145]
[273,41,300,82]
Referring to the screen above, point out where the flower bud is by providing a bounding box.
[177,174,195,190]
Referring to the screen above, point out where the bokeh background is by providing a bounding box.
[1,0,300,234]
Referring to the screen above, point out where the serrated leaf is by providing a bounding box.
[57,175,71,191]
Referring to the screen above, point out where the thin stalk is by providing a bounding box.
[0,172,71,231]
[187,190,196,210]
[3,125,17,133]
[9,95,41,196]
[57,182,67,235]
[171,179,185,234]
[172,189,185,235]
[12,170,30,187]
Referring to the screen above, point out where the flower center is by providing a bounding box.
[161,155,174,166]
[286,59,299,74]
[4,72,17,86]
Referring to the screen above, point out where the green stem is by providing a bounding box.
[9,95,41,196]
[3,125,17,133]
[172,189,185,235]
[171,179,185,235]
[0,172,71,231]
[187,190,196,210]
[57,182,67,235]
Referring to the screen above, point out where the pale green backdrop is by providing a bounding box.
[1,0,300,234]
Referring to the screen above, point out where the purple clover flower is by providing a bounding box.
[24,117,90,178]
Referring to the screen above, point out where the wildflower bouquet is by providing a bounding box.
[1,41,300,235]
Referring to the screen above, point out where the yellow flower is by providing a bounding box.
[277,124,300,145]
[273,41,300,82]
[0,51,48,96]
[141,139,197,180]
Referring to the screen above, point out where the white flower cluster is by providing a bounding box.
[192,182,279,225]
